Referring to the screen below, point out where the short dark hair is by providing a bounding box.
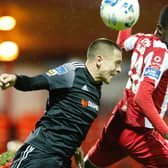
[87,38,121,59]
[159,5,168,28]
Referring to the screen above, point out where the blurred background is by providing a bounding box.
[0,0,168,167]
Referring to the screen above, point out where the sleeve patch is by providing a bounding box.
[56,65,68,75]
[46,65,68,76]
[46,69,57,76]
[144,67,161,80]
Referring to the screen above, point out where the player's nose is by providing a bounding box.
[116,65,122,74]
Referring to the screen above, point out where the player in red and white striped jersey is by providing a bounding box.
[84,5,168,168]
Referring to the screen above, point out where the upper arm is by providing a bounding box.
[42,64,75,91]
[124,35,138,52]
[141,49,168,88]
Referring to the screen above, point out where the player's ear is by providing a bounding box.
[155,24,163,36]
[96,55,103,68]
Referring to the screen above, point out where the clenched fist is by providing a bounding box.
[0,73,17,90]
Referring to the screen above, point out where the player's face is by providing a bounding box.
[99,49,122,84]
[155,24,168,46]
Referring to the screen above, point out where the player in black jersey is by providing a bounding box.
[0,38,122,168]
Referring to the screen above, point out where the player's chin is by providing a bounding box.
[104,77,113,84]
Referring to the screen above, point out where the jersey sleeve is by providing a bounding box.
[142,48,168,87]
[42,63,75,91]
[124,35,139,52]
[116,28,139,52]
[116,28,132,48]
[14,74,49,91]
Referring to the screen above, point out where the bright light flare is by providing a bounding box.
[0,16,16,31]
[0,41,19,61]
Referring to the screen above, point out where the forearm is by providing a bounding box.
[135,80,168,138]
[14,75,49,91]
[116,28,132,48]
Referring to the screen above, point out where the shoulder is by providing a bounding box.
[43,62,85,90]
[126,33,154,43]
[45,61,85,77]
[123,33,148,51]
[63,61,85,71]
[136,33,167,50]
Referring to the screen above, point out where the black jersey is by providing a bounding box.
[15,62,102,158]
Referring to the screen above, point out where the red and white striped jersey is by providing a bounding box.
[119,33,168,131]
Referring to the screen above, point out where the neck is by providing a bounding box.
[155,31,168,47]
[85,61,100,83]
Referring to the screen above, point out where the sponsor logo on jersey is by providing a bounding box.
[144,67,161,80]
[150,55,162,69]
[81,99,99,111]
[46,65,68,76]
[150,62,161,69]
[153,56,161,62]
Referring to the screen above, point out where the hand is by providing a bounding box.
[74,147,85,168]
[0,73,17,90]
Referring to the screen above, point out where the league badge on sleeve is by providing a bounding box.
[46,69,57,76]
[55,65,68,75]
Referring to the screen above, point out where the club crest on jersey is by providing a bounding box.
[46,65,68,76]
[144,67,161,80]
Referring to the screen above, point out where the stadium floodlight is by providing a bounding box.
[0,16,16,31]
[0,41,19,61]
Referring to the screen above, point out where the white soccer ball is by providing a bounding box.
[100,0,140,30]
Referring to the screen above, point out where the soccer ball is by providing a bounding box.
[100,0,140,30]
